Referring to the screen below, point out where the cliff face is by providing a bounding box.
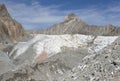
[0,4,25,43]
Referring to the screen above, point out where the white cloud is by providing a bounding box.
[1,0,120,29]
[3,1,66,29]
[31,1,39,6]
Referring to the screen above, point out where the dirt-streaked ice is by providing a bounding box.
[9,34,118,61]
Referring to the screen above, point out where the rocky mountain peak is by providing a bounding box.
[0,4,10,21]
[0,4,25,43]
[0,4,6,10]
[64,13,80,23]
[0,4,5,9]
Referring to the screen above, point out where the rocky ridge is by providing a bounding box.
[0,4,25,43]
[27,13,120,36]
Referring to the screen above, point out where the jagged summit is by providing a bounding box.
[64,13,80,22]
[67,13,76,17]
[62,13,86,25]
[0,4,10,20]
[0,4,6,8]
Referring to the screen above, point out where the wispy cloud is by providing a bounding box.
[1,0,120,29]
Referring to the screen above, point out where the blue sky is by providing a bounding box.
[0,0,120,30]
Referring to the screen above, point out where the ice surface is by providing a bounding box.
[10,34,118,60]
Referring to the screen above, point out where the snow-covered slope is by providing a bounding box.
[9,34,118,64]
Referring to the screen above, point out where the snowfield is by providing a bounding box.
[9,34,118,62]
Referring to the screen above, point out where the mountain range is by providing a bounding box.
[0,4,120,81]
[27,13,120,36]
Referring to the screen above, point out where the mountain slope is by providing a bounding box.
[0,35,120,81]
[0,4,25,43]
[27,13,120,36]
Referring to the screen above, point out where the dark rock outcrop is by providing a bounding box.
[0,4,25,43]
